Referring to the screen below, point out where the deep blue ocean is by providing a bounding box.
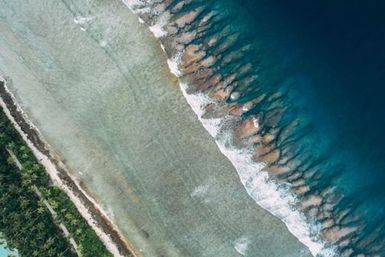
[239,1,385,186]
[227,0,385,253]
[155,0,385,254]
[125,0,385,254]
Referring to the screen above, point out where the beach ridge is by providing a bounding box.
[0,78,139,257]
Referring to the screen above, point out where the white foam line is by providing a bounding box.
[0,77,131,257]
[177,79,335,257]
[149,20,168,38]
[73,16,94,25]
[121,2,337,256]
[148,26,335,257]
[180,82,337,257]
[122,0,169,38]
[167,53,183,78]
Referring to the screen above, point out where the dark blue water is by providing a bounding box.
[179,0,385,254]
[231,0,385,254]
[135,0,385,255]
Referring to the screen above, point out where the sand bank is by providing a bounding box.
[0,0,311,256]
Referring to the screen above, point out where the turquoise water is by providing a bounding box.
[220,0,385,255]
[1,0,384,255]
[0,242,15,257]
[125,0,385,255]
[0,246,9,257]
[0,0,312,256]
[235,1,385,255]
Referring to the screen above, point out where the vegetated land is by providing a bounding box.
[0,106,113,257]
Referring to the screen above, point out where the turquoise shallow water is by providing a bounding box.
[1,0,384,255]
[208,0,385,255]
[0,243,15,257]
[124,0,385,255]
[235,0,385,254]
[0,246,8,257]
[0,0,312,256]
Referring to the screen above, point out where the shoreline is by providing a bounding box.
[0,78,139,257]
[0,0,314,255]
[0,237,17,257]
[121,1,338,256]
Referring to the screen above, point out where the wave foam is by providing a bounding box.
[168,57,337,257]
[180,82,335,257]
[121,2,338,256]
[233,237,250,256]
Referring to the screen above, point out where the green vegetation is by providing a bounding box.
[0,151,74,256]
[0,107,113,257]
[42,187,112,257]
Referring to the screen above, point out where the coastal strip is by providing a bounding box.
[122,0,385,255]
[0,78,139,257]
[119,1,360,256]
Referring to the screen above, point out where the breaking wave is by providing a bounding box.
[121,1,385,256]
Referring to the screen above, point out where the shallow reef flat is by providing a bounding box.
[122,1,385,256]
[0,0,311,257]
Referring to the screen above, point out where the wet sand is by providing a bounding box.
[0,0,312,256]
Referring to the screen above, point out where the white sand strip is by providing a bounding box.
[0,78,137,257]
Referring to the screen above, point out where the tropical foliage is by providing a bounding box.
[0,107,112,257]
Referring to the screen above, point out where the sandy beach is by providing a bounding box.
[0,79,137,257]
[0,0,312,256]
